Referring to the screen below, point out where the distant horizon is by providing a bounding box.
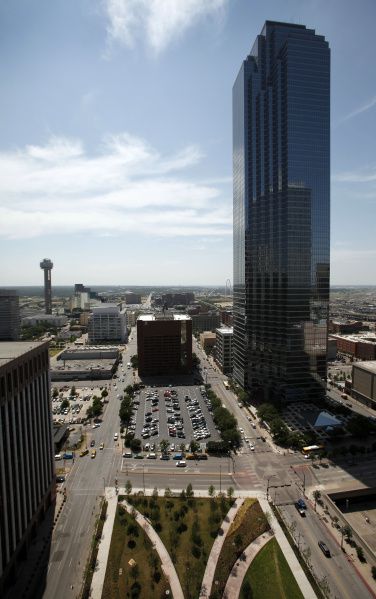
[1,283,376,291]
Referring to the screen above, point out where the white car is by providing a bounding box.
[249,444,255,451]
[176,460,187,467]
[114,432,118,440]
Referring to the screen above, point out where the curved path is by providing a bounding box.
[121,499,185,599]
[223,532,272,599]
[199,498,245,597]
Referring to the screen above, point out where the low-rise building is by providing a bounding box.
[22,314,68,327]
[331,333,376,360]
[124,292,142,305]
[191,312,220,333]
[137,314,192,376]
[215,327,233,374]
[199,331,216,352]
[88,305,127,344]
[352,361,376,410]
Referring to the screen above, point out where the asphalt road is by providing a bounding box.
[43,335,138,599]
[280,503,375,599]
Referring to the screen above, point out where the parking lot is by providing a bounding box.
[127,384,221,451]
[51,383,109,425]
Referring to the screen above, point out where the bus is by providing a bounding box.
[302,444,325,456]
[223,380,230,390]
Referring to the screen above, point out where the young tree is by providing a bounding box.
[160,439,170,454]
[186,483,194,498]
[101,389,108,398]
[227,487,234,499]
[208,485,215,498]
[313,490,321,511]
[52,387,59,398]
[164,487,172,497]
[190,440,200,454]
[125,480,132,496]
[152,486,159,498]
[70,385,76,397]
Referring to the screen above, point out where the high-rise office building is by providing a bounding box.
[88,305,127,344]
[0,341,55,595]
[233,21,330,402]
[40,259,53,315]
[0,290,20,341]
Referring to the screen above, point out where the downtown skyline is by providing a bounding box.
[1,0,376,286]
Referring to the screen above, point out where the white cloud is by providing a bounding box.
[0,133,231,240]
[332,166,376,184]
[340,94,376,123]
[104,0,228,53]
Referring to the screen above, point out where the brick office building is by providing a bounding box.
[137,315,192,376]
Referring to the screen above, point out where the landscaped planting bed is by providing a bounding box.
[126,492,234,599]
[209,498,269,598]
[240,537,304,599]
[102,505,169,599]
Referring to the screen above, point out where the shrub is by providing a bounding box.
[128,539,136,549]
[372,566,376,580]
[155,522,163,533]
[356,546,366,562]
[153,570,161,583]
[191,545,201,559]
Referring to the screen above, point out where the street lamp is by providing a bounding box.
[142,466,145,494]
[219,465,222,494]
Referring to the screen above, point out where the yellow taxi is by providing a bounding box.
[91,449,97,459]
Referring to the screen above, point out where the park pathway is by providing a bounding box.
[222,531,271,598]
[199,498,245,597]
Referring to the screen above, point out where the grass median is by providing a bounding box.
[240,537,304,599]
[209,498,269,598]
[102,505,169,599]
[126,492,234,599]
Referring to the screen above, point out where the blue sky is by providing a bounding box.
[0,0,375,286]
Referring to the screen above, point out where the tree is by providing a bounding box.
[186,483,194,498]
[313,490,321,511]
[101,389,108,398]
[160,439,170,454]
[208,485,215,498]
[125,480,132,496]
[130,438,142,453]
[52,387,59,398]
[70,385,76,397]
[356,546,366,562]
[190,440,200,454]
[130,355,138,369]
[164,487,172,497]
[125,385,134,397]
[227,487,234,500]
[61,399,69,410]
[180,442,186,452]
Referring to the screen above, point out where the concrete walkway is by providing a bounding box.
[91,487,118,599]
[121,499,185,599]
[258,497,317,599]
[199,498,244,597]
[223,531,272,598]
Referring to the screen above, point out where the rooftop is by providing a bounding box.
[354,361,376,374]
[138,314,191,322]
[216,327,233,335]
[0,341,47,367]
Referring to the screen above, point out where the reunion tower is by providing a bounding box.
[40,259,53,314]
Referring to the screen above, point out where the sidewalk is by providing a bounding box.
[223,531,271,598]
[90,487,118,599]
[258,497,317,599]
[199,498,245,597]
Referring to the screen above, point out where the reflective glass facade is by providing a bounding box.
[233,21,330,402]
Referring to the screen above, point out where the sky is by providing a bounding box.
[0,0,376,286]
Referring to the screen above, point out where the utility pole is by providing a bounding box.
[142,466,145,494]
[219,465,222,493]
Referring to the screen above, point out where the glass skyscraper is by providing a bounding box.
[233,21,330,403]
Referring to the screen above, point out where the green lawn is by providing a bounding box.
[102,505,169,599]
[240,537,304,599]
[210,499,269,598]
[126,493,234,599]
